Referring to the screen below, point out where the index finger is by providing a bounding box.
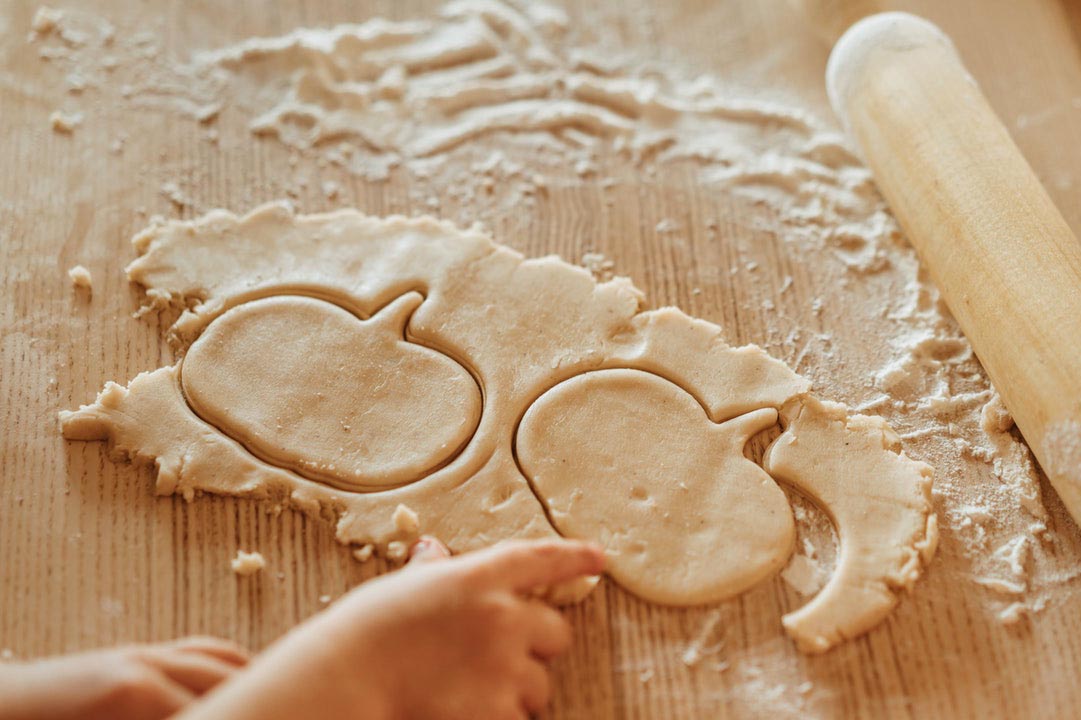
[464,539,606,592]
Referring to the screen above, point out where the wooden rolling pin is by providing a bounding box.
[821,13,1081,527]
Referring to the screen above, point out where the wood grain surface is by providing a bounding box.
[3,1,1081,718]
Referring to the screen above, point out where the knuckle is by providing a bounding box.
[480,593,520,629]
[530,603,572,650]
[549,614,573,650]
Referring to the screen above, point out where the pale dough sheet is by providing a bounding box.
[60,202,937,653]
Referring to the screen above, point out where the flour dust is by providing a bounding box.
[25,0,1079,687]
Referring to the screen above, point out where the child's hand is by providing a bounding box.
[182,538,606,720]
[0,636,249,720]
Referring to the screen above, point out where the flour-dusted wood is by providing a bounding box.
[4,0,1081,718]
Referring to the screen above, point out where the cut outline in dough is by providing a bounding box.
[178,290,485,492]
[509,365,785,537]
[515,368,796,605]
[60,202,937,654]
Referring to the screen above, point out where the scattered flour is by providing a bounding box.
[321,179,341,200]
[781,553,826,597]
[24,0,1079,681]
[31,7,63,36]
[681,610,723,667]
[160,181,191,209]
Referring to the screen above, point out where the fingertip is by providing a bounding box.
[581,542,607,573]
[408,535,450,565]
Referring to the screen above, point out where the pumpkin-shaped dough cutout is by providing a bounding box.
[181,291,482,492]
[516,368,795,605]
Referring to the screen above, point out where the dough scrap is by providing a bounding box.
[60,202,936,651]
[392,503,420,536]
[764,396,938,652]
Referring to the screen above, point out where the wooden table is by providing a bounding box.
[3,0,1081,717]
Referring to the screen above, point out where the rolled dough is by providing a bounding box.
[517,369,793,604]
[182,292,480,491]
[60,202,937,652]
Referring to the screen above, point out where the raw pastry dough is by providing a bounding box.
[182,293,480,491]
[764,396,937,652]
[517,369,793,604]
[60,203,936,652]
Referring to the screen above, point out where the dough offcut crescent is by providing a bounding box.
[61,202,937,653]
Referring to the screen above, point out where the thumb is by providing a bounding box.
[407,536,450,566]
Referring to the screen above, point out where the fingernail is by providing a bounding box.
[408,535,449,562]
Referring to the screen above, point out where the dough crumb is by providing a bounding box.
[352,543,374,562]
[49,110,83,133]
[392,503,420,536]
[386,540,409,563]
[318,594,332,604]
[0,648,13,662]
[31,6,63,34]
[230,550,266,576]
[67,264,92,290]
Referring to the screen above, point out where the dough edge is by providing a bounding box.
[60,202,937,648]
